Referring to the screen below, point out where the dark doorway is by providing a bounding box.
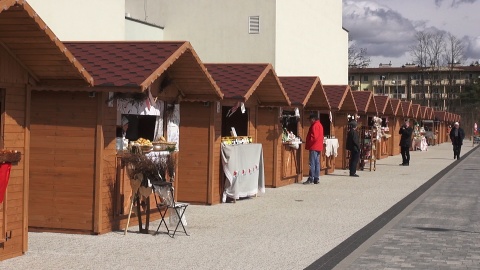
[222,106,248,137]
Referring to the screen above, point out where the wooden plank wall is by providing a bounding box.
[0,45,29,260]
[0,86,27,260]
[212,102,222,205]
[334,113,348,169]
[29,91,96,232]
[390,117,401,156]
[177,102,211,203]
[99,93,118,233]
[256,107,281,187]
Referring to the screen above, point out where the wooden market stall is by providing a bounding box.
[373,95,394,160]
[279,76,333,180]
[352,91,378,171]
[423,107,437,145]
[0,1,95,260]
[434,111,447,144]
[205,63,290,193]
[323,85,357,170]
[419,106,428,122]
[389,99,404,156]
[28,40,223,234]
[401,100,413,121]
[411,104,421,123]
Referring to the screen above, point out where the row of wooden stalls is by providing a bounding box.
[0,1,462,260]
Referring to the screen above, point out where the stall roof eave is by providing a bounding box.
[205,63,289,106]
[352,91,375,114]
[65,41,223,99]
[323,85,357,112]
[0,0,94,86]
[279,76,330,110]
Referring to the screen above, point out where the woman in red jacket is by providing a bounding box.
[304,114,324,184]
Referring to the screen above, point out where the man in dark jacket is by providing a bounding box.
[304,114,324,184]
[449,122,465,160]
[399,119,413,166]
[346,121,360,177]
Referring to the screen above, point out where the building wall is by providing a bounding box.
[156,0,276,64]
[125,19,164,40]
[275,0,348,84]
[150,0,347,84]
[28,0,126,41]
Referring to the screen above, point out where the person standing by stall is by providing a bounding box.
[304,114,324,185]
[449,122,465,160]
[346,121,360,177]
[399,119,413,166]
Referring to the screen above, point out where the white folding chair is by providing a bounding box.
[152,181,189,238]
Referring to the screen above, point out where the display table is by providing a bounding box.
[221,143,265,203]
[324,139,339,174]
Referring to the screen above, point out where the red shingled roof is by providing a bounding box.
[420,106,428,119]
[352,91,372,114]
[374,95,389,115]
[425,107,434,120]
[401,101,412,118]
[434,111,446,121]
[411,104,421,118]
[0,1,93,85]
[390,99,403,117]
[205,63,290,106]
[64,41,223,100]
[279,76,330,110]
[323,85,357,112]
[66,42,185,87]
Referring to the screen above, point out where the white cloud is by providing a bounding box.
[343,1,417,58]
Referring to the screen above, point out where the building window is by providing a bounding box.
[248,16,260,34]
[363,75,368,82]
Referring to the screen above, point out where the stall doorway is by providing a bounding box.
[29,91,96,232]
[221,106,248,137]
[320,113,331,136]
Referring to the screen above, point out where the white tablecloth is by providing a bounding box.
[324,139,339,157]
[221,143,265,202]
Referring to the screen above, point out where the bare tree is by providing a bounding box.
[348,43,371,68]
[409,31,431,69]
[427,32,445,69]
[409,31,432,105]
[444,33,465,111]
[444,33,465,67]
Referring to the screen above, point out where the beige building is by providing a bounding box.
[126,0,348,85]
[349,63,480,112]
[27,0,163,41]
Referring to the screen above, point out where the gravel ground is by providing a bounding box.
[0,142,474,270]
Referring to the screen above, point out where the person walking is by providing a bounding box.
[346,120,360,177]
[449,122,465,160]
[304,114,324,184]
[399,119,413,166]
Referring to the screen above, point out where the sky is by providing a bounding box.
[343,0,480,67]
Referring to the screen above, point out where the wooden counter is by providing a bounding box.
[281,143,302,185]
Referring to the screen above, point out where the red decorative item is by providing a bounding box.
[0,163,12,204]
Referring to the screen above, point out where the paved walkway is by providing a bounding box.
[333,143,480,270]
[0,142,477,270]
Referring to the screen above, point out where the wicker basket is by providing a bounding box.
[0,150,21,164]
